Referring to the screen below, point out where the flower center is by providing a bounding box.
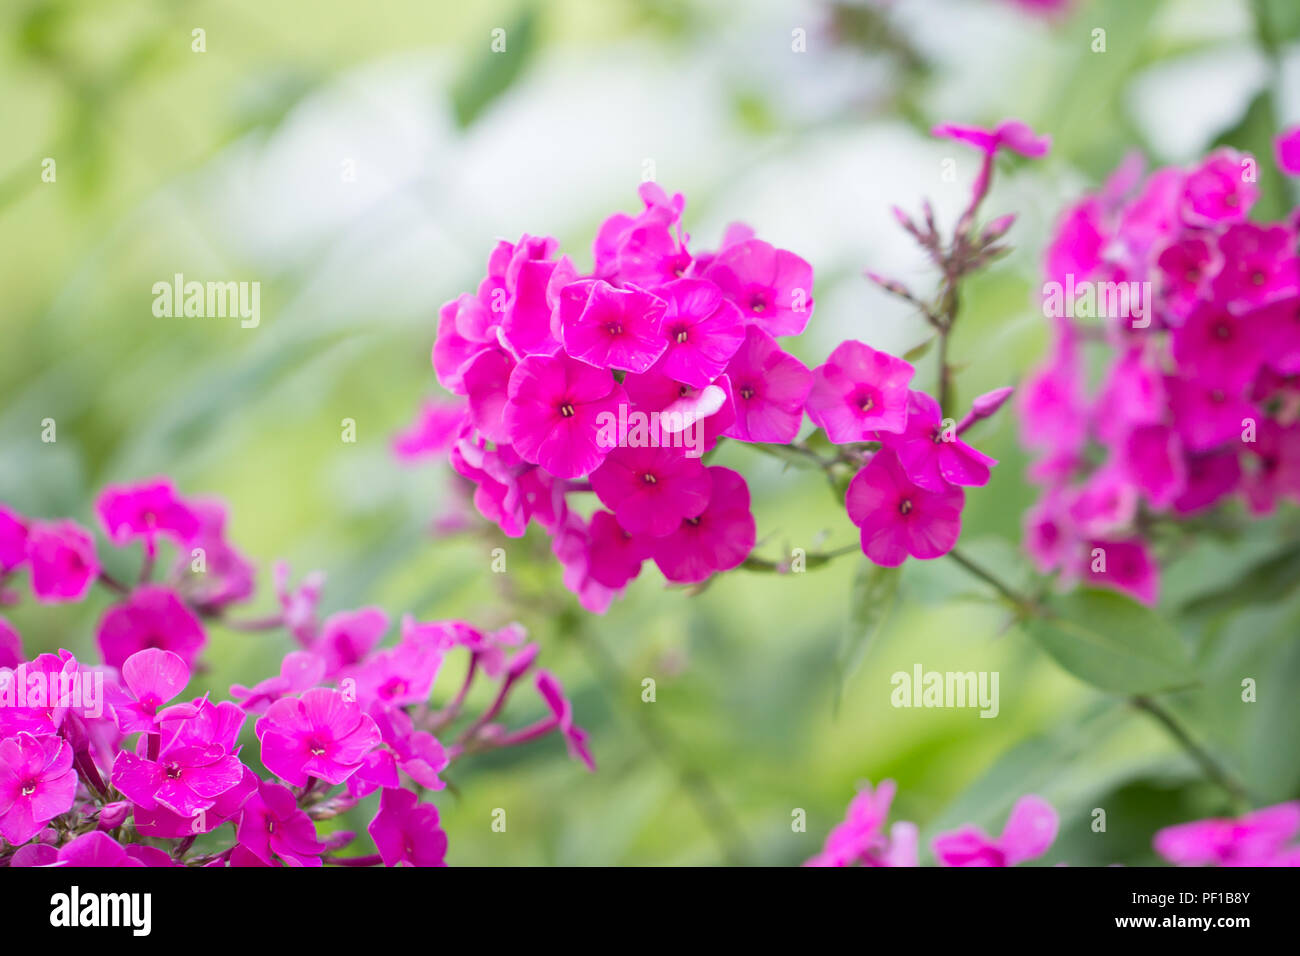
[748,292,768,313]
[641,473,658,485]
[739,385,756,400]
[20,779,37,796]
[306,736,329,756]
[673,325,690,344]
[559,403,576,418]
[898,499,914,516]
[1213,321,1232,341]
[1251,270,1266,286]
[165,763,183,780]
[605,322,623,336]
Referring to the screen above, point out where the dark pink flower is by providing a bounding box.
[95,477,201,556]
[460,344,516,444]
[703,238,815,337]
[504,353,627,479]
[932,795,1058,867]
[805,779,917,868]
[593,182,691,287]
[96,585,206,671]
[368,786,448,867]
[723,326,812,444]
[1121,423,1187,508]
[1209,222,1299,312]
[174,498,255,611]
[0,616,21,669]
[230,650,326,713]
[111,733,245,820]
[25,520,99,603]
[559,280,668,374]
[1172,304,1265,392]
[256,687,381,787]
[236,779,327,867]
[654,278,746,387]
[1166,375,1256,452]
[584,510,651,589]
[882,391,997,491]
[1155,802,1300,866]
[590,444,712,537]
[106,647,198,735]
[1180,149,1257,226]
[932,119,1051,158]
[806,340,914,441]
[53,831,154,867]
[391,399,467,463]
[1083,537,1159,605]
[1155,235,1216,322]
[535,670,595,771]
[846,449,965,566]
[347,641,443,710]
[1173,450,1241,515]
[0,732,77,844]
[650,467,756,583]
[314,607,388,676]
[1278,126,1300,176]
[0,505,27,573]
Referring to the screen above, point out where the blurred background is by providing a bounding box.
[3,0,1299,865]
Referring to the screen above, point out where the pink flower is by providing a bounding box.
[504,353,627,479]
[1121,423,1187,508]
[347,641,443,710]
[0,617,21,669]
[932,795,1059,866]
[1018,325,1088,455]
[650,467,756,583]
[1208,222,1299,312]
[882,391,997,491]
[25,520,99,603]
[654,278,746,387]
[806,340,914,442]
[230,650,326,713]
[535,670,595,771]
[584,510,651,589]
[236,779,327,867]
[54,831,157,867]
[805,779,918,867]
[171,498,255,612]
[703,238,815,337]
[1174,450,1241,515]
[95,477,201,556]
[559,280,669,374]
[1277,125,1300,176]
[0,732,77,844]
[590,444,712,537]
[256,687,381,787]
[111,730,246,820]
[391,399,467,463]
[1166,375,1256,452]
[1155,802,1300,866]
[622,361,735,452]
[846,449,965,566]
[314,607,389,676]
[932,119,1052,158]
[1180,148,1257,226]
[1172,304,1266,392]
[593,182,691,287]
[273,561,325,647]
[368,786,448,867]
[1155,235,1216,322]
[0,505,27,573]
[460,344,516,444]
[723,326,812,444]
[96,586,206,671]
[107,647,199,735]
[1083,537,1159,605]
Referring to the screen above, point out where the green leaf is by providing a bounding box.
[1026,589,1196,695]
[746,442,824,471]
[450,5,539,129]
[903,336,935,362]
[834,560,901,710]
[1180,543,1300,618]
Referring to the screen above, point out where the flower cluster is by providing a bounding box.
[1019,138,1300,605]
[403,170,1027,606]
[806,779,1058,867]
[0,479,591,867]
[810,780,1300,867]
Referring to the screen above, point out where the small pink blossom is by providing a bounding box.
[806,340,914,442]
[590,444,712,538]
[932,794,1059,867]
[650,467,756,583]
[846,449,965,566]
[1155,802,1300,866]
[723,326,812,444]
[504,353,627,479]
[256,687,381,787]
[703,238,815,337]
[368,786,448,867]
[25,520,99,604]
[0,731,77,845]
[95,477,201,556]
[96,585,207,671]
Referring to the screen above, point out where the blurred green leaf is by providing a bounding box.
[450,4,539,128]
[1180,542,1300,618]
[835,559,900,709]
[1027,589,1196,695]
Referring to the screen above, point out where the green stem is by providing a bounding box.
[1131,696,1253,812]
